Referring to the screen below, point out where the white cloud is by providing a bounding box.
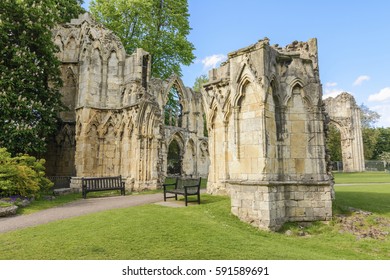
[353,75,370,86]
[201,54,227,70]
[322,88,345,100]
[368,87,390,102]
[369,104,390,127]
[325,82,338,87]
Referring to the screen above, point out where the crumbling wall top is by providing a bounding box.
[205,37,319,84]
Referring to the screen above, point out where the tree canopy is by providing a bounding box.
[90,0,195,79]
[0,0,84,156]
[360,103,380,128]
[193,74,208,92]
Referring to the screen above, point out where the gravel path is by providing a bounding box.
[0,193,163,234]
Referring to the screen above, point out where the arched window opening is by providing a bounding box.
[167,139,182,175]
[203,113,208,137]
[164,86,183,127]
[271,82,284,141]
[142,55,148,89]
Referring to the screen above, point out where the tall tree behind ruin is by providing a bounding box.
[0,0,84,155]
[90,0,195,79]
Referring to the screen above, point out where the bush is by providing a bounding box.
[0,148,53,198]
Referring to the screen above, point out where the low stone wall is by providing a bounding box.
[229,181,332,231]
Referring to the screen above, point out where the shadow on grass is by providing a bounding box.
[169,194,227,206]
[333,191,390,215]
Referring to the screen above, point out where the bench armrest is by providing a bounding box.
[163,183,177,191]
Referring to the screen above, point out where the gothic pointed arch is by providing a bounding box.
[163,77,186,127]
[323,93,365,172]
[166,132,185,176]
[233,67,256,108]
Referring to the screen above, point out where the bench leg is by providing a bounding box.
[164,191,167,201]
[185,195,188,206]
[197,193,200,204]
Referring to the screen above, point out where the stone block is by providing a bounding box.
[294,191,304,200]
[295,207,305,216]
[298,200,312,208]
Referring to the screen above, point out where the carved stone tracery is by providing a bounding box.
[46,13,209,190]
[323,92,365,172]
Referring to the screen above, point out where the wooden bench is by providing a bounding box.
[81,176,125,199]
[47,176,71,190]
[163,177,201,206]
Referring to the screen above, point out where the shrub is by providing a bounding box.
[0,148,53,198]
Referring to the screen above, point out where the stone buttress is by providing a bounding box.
[202,38,332,230]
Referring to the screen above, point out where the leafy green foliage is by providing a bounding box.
[372,127,390,159]
[360,103,380,128]
[362,127,380,160]
[326,124,342,161]
[379,151,390,164]
[0,148,53,198]
[164,86,182,126]
[0,0,84,156]
[90,0,195,79]
[193,74,208,92]
[167,139,181,174]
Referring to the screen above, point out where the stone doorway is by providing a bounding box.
[167,139,182,176]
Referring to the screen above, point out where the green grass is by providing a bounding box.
[0,172,389,260]
[333,171,390,184]
[14,177,208,215]
[333,171,390,216]
[0,201,13,208]
[16,193,81,215]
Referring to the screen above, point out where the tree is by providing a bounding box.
[164,86,182,126]
[359,104,381,160]
[0,0,84,156]
[360,103,380,128]
[372,128,390,160]
[362,127,380,160]
[192,74,209,136]
[193,74,208,92]
[326,124,342,162]
[90,0,195,79]
[379,151,390,163]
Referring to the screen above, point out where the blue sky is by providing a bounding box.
[83,0,390,127]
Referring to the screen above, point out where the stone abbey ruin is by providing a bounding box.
[46,14,364,230]
[46,14,209,191]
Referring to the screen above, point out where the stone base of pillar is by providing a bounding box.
[229,180,332,231]
[70,177,82,193]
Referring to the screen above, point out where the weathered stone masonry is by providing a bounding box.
[202,38,333,230]
[46,14,209,191]
[46,13,341,231]
[324,92,365,172]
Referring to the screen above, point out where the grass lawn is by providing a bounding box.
[333,171,390,184]
[0,173,389,260]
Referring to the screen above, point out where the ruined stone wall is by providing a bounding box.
[47,13,209,190]
[323,93,365,172]
[202,38,332,230]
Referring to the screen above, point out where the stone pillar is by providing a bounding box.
[70,177,82,193]
[230,181,332,231]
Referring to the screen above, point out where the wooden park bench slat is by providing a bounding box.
[81,175,125,199]
[163,177,201,206]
